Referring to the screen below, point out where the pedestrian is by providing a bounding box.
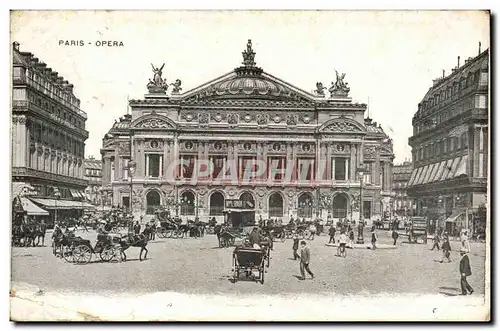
[461,229,471,253]
[392,229,399,246]
[459,247,474,295]
[337,231,348,256]
[441,231,452,263]
[348,229,355,248]
[431,232,441,251]
[371,228,377,250]
[292,233,300,260]
[133,221,141,235]
[308,222,317,240]
[328,225,336,244]
[299,240,314,280]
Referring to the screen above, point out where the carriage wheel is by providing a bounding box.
[158,228,167,238]
[100,245,115,262]
[73,245,92,264]
[62,245,74,263]
[109,245,123,263]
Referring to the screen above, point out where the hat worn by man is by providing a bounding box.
[460,247,468,253]
[300,240,307,245]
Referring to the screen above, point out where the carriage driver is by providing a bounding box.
[96,219,111,243]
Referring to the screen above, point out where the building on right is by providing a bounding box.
[393,160,416,218]
[407,47,488,237]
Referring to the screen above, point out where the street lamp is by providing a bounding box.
[53,187,61,226]
[128,160,137,214]
[357,166,366,244]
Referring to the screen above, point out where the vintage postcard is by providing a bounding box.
[9,10,490,321]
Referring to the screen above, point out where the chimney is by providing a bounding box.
[478,41,481,55]
[442,69,445,78]
[457,56,460,68]
[12,41,20,51]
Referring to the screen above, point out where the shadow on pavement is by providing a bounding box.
[439,291,459,297]
[439,286,460,292]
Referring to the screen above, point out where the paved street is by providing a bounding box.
[11,229,486,297]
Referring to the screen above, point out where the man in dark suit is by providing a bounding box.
[299,240,314,280]
[459,247,474,295]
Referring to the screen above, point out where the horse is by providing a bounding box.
[119,226,153,261]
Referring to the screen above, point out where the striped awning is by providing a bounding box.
[31,198,96,210]
[408,155,468,187]
[20,198,49,216]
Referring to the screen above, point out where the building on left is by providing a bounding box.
[11,41,94,227]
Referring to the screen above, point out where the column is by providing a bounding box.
[163,139,169,179]
[315,140,321,182]
[344,157,349,181]
[350,144,356,181]
[134,139,141,178]
[173,135,179,179]
[145,155,150,177]
[326,143,332,181]
[374,148,380,185]
[292,143,298,182]
[159,155,163,177]
[473,127,480,177]
[359,142,364,166]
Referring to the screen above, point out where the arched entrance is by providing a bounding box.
[240,192,255,207]
[209,191,225,216]
[297,192,314,219]
[268,192,284,218]
[180,191,195,216]
[146,190,161,214]
[332,194,348,219]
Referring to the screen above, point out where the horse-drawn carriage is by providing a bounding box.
[53,227,151,264]
[232,246,266,284]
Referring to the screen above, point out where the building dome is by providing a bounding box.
[212,75,289,97]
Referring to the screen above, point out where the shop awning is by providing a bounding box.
[408,155,469,187]
[20,198,49,216]
[444,213,465,223]
[31,198,96,210]
[70,189,86,199]
[223,209,255,213]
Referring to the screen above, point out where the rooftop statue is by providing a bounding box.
[242,39,256,67]
[170,79,182,94]
[314,82,327,96]
[329,70,351,97]
[147,63,169,94]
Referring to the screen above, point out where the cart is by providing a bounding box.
[65,233,124,264]
[232,247,266,284]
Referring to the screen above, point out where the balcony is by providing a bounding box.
[12,167,88,187]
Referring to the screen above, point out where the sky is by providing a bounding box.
[10,10,490,163]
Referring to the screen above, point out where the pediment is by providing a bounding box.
[180,69,316,104]
[131,114,177,130]
[318,117,365,134]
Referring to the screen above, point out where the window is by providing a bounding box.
[297,193,314,218]
[240,156,259,181]
[268,157,286,181]
[334,158,347,181]
[475,95,487,109]
[297,158,314,181]
[146,154,163,177]
[268,192,284,217]
[479,71,487,86]
[180,155,195,179]
[461,132,468,149]
[209,192,225,216]
[210,155,225,179]
[363,201,372,219]
[180,191,195,215]
[332,194,348,218]
[363,162,373,184]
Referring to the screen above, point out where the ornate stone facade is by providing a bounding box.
[101,40,394,223]
[11,42,89,221]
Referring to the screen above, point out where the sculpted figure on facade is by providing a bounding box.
[286,115,297,126]
[314,82,327,96]
[147,63,169,94]
[257,114,268,125]
[242,39,256,67]
[351,193,360,211]
[227,113,238,125]
[329,70,351,97]
[170,79,182,94]
[199,112,209,124]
